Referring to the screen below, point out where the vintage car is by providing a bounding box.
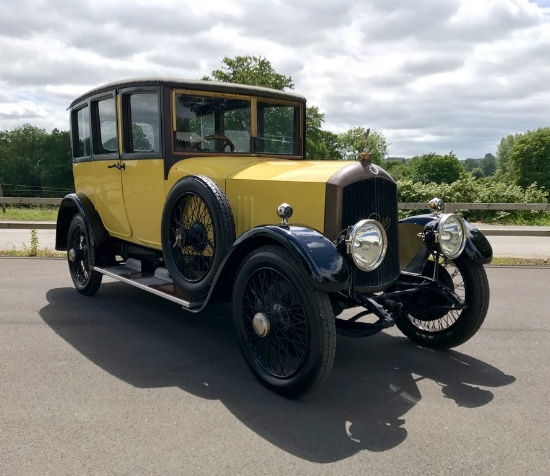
[56,78,493,398]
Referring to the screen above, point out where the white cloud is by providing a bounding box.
[1,0,550,158]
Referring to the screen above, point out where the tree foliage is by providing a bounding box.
[203,55,294,90]
[205,55,343,160]
[409,152,465,185]
[463,153,496,178]
[0,125,73,197]
[305,106,342,160]
[507,127,550,192]
[398,174,548,223]
[495,133,520,180]
[335,127,388,163]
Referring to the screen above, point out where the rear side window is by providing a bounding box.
[93,97,117,154]
[72,105,91,159]
[124,93,160,154]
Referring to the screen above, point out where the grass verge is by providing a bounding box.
[490,257,549,267]
[0,206,58,221]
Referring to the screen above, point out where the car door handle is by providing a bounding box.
[108,163,126,170]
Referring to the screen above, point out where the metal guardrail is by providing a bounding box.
[398,202,550,212]
[1,197,550,211]
[1,198,549,236]
[0,198,62,206]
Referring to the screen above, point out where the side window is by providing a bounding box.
[124,93,160,153]
[72,105,91,159]
[93,97,117,154]
[257,102,301,155]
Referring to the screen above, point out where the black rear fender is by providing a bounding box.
[56,193,109,251]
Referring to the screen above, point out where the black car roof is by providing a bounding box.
[69,77,307,108]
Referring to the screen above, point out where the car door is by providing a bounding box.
[118,87,166,247]
[90,93,132,238]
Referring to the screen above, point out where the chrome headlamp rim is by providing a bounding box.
[346,219,388,272]
[437,213,467,259]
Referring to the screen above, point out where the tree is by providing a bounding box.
[0,125,73,197]
[203,55,294,90]
[41,129,73,196]
[305,106,342,160]
[409,152,465,185]
[508,127,550,192]
[480,153,496,177]
[495,133,520,180]
[336,127,389,163]
[204,55,341,160]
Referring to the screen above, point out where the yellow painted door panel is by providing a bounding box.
[121,159,165,248]
[92,159,132,237]
[73,161,98,205]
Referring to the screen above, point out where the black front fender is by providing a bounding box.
[209,225,349,303]
[400,214,493,265]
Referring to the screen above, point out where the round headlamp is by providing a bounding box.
[347,219,387,272]
[437,214,466,259]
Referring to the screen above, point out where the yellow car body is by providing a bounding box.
[56,78,492,398]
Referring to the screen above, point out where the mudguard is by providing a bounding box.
[400,214,493,265]
[55,193,109,251]
[209,225,349,301]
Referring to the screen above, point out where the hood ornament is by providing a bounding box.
[358,128,372,164]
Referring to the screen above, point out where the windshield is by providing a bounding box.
[174,92,302,156]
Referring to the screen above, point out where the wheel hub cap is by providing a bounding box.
[252,312,270,337]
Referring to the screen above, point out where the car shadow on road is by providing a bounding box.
[40,282,515,463]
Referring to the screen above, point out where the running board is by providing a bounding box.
[93,258,203,311]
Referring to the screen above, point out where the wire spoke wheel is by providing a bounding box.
[161,175,235,301]
[233,245,336,398]
[242,267,309,378]
[169,192,215,282]
[408,258,464,332]
[396,255,489,349]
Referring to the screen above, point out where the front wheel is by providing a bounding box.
[232,245,336,398]
[67,214,102,296]
[396,255,490,349]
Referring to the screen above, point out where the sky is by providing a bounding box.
[1,0,550,159]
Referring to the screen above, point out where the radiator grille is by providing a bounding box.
[342,177,400,290]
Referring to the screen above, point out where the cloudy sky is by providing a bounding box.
[1,0,549,158]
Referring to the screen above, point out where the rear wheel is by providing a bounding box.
[396,255,489,348]
[232,245,336,398]
[67,214,102,296]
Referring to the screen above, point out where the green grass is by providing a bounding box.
[490,257,549,266]
[0,206,58,221]
[0,247,64,258]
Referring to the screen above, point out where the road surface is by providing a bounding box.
[0,258,549,475]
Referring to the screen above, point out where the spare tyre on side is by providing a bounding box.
[161,175,236,301]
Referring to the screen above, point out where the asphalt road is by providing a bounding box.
[1,259,549,475]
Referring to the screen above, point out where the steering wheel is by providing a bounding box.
[204,134,235,152]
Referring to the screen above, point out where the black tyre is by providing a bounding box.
[161,175,235,301]
[232,245,336,398]
[396,255,490,349]
[67,213,102,296]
